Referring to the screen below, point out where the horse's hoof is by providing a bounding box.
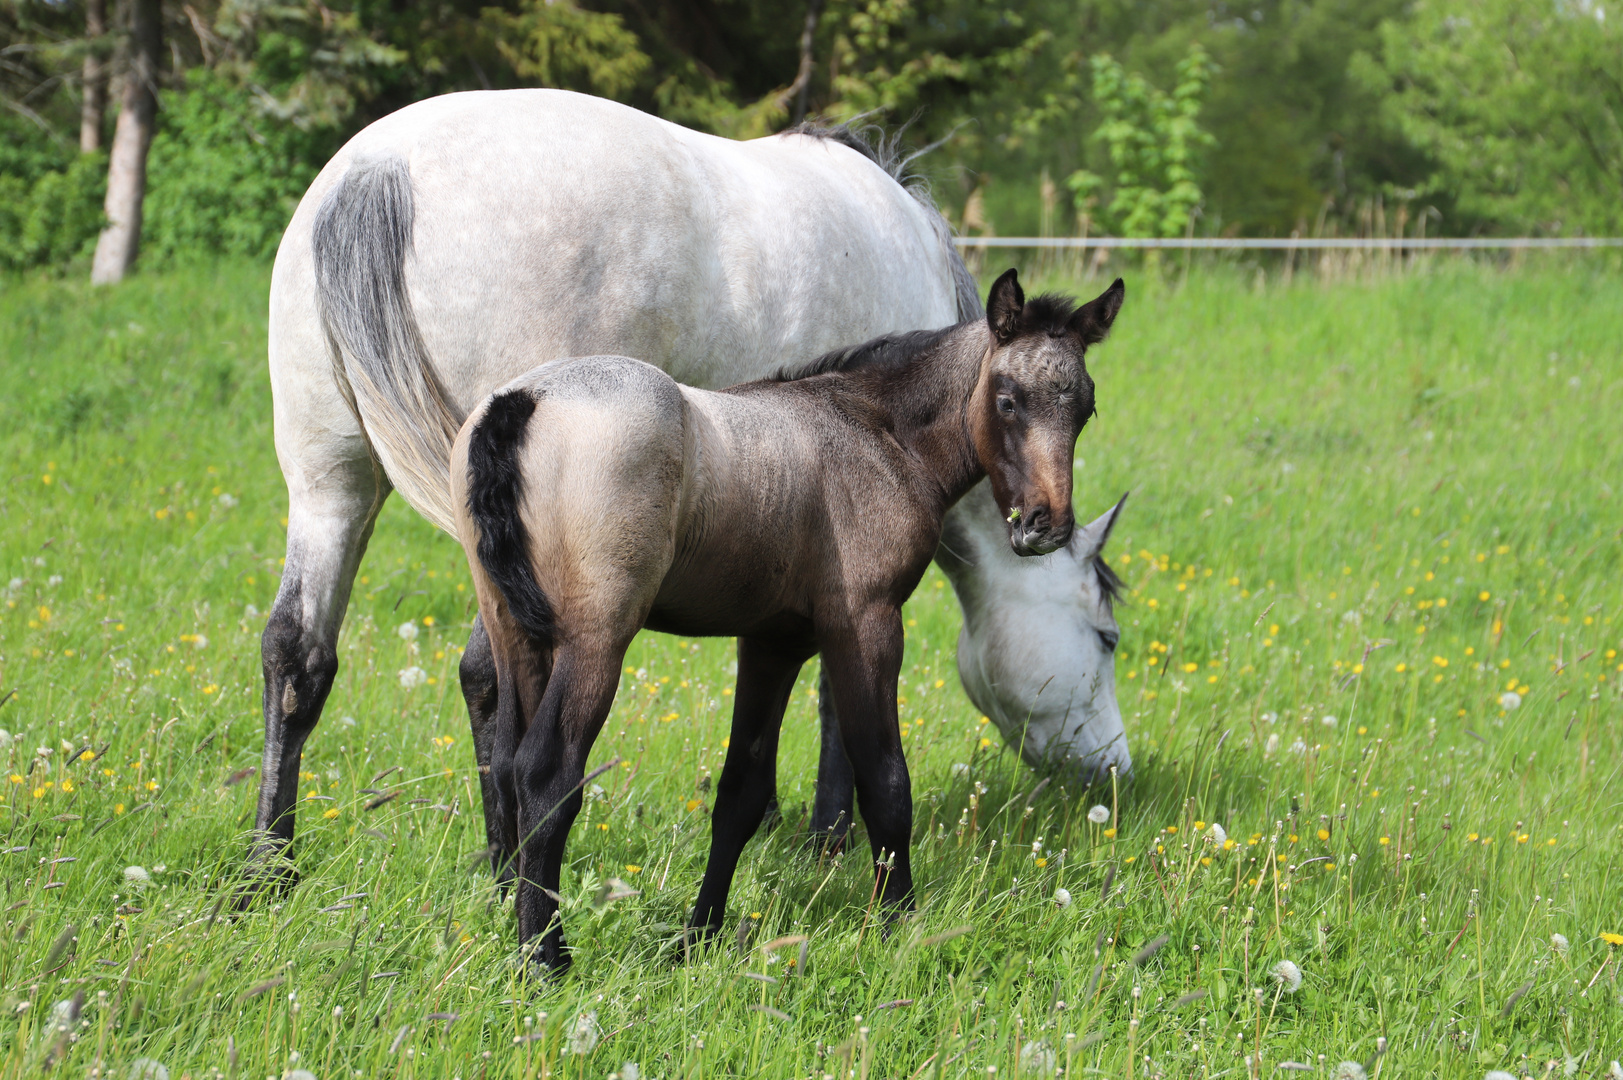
[234,855,298,910]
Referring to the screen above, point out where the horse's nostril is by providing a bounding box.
[1026,506,1052,531]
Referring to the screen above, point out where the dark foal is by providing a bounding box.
[451,270,1125,972]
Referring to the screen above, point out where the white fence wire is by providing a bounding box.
[952,236,1623,250]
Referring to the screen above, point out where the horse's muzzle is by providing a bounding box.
[1008,507,1073,557]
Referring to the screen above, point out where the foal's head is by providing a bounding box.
[972,269,1125,556]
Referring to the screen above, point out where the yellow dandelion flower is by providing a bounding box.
[322,808,339,819]
[625,864,642,874]
[1317,828,1330,841]
[1601,932,1623,947]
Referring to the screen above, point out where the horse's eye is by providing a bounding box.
[996,396,1016,416]
[1098,629,1119,652]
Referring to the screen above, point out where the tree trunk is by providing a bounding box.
[91,0,162,285]
[791,0,825,124]
[80,0,108,152]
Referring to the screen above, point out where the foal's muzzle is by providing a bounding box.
[1008,506,1073,557]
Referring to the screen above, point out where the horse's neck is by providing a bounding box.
[862,323,988,509]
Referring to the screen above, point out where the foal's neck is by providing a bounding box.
[857,320,989,510]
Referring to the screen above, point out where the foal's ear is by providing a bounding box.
[986,268,1025,345]
[1069,277,1126,345]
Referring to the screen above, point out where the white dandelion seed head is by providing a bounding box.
[397,621,419,642]
[287,1072,316,1080]
[1288,739,1307,755]
[1484,1072,1518,1080]
[1053,888,1072,909]
[950,763,970,780]
[1206,822,1227,846]
[217,492,238,508]
[1499,691,1522,710]
[340,715,357,727]
[1087,804,1111,825]
[565,1010,601,1055]
[615,1065,641,1080]
[398,666,427,689]
[47,575,62,587]
[1331,1063,1367,1080]
[1269,959,1302,992]
[1550,933,1569,955]
[128,1058,170,1080]
[1321,715,1338,728]
[1264,733,1280,756]
[0,729,11,751]
[192,634,208,651]
[123,865,151,887]
[243,604,260,618]
[1606,1062,1622,1080]
[1018,1040,1057,1076]
[6,578,21,592]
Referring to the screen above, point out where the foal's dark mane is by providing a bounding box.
[767,291,1085,384]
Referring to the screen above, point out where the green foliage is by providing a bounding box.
[1356,0,1623,235]
[483,0,648,101]
[1067,44,1213,239]
[2,261,1621,1072]
[141,70,340,265]
[0,152,106,273]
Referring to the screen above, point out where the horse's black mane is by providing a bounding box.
[768,326,956,383]
[1092,552,1124,609]
[769,291,1083,383]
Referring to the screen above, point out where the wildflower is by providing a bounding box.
[1087,804,1111,825]
[1269,959,1302,993]
[1484,1073,1518,1080]
[1602,932,1623,947]
[397,621,419,642]
[612,1066,641,1080]
[566,1010,601,1055]
[1264,733,1280,755]
[398,666,428,689]
[1499,690,1522,710]
[124,866,151,887]
[1205,823,1227,846]
[1550,933,1569,955]
[1053,888,1071,909]
[192,635,208,651]
[1321,715,1338,728]
[1331,1064,1367,1080]
[129,1059,170,1080]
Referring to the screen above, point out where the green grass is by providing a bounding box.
[1,259,1620,1078]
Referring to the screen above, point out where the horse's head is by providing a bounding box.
[972,269,1124,556]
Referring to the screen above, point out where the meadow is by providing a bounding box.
[1,257,1620,1078]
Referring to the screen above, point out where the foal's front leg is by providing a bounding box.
[512,642,624,973]
[688,637,812,942]
[821,608,914,914]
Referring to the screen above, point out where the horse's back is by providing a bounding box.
[272,90,959,411]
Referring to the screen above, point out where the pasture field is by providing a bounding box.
[1,259,1621,1079]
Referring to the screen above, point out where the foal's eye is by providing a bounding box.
[1097,629,1119,653]
[996,396,1016,417]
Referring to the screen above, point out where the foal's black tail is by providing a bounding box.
[465,390,556,646]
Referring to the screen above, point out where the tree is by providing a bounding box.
[1356,0,1623,235]
[90,0,163,283]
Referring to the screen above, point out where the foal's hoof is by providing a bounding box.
[235,842,298,910]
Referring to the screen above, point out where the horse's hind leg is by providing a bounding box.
[250,451,386,895]
[512,639,625,973]
[460,614,520,888]
[689,637,813,941]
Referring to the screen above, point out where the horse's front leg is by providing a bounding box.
[806,664,856,853]
[820,607,914,914]
[689,637,812,943]
[512,641,624,974]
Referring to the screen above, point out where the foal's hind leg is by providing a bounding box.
[461,614,519,888]
[689,637,813,942]
[512,640,626,973]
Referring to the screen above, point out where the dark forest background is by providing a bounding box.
[3,0,1620,275]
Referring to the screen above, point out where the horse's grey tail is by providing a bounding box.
[312,156,461,533]
[464,390,556,646]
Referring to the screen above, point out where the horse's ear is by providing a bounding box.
[986,268,1024,344]
[1070,278,1125,346]
[1071,491,1129,562]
